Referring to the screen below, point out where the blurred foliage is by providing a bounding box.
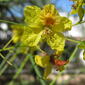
[0,0,51,85]
[0,0,85,85]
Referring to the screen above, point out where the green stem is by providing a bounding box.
[29,54,47,85]
[72,21,85,26]
[50,72,62,85]
[3,39,13,49]
[8,54,30,85]
[66,37,80,43]
[0,47,14,52]
[0,43,21,75]
[50,44,78,85]
[37,46,45,53]
[69,44,78,62]
[14,55,29,79]
[0,53,12,66]
[0,54,17,76]
[0,20,18,24]
[0,50,13,70]
[64,44,78,72]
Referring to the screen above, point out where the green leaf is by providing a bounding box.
[70,8,77,15]
[43,64,52,79]
[83,50,85,60]
[78,6,84,21]
[78,41,85,49]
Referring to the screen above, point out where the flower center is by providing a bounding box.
[44,17,55,26]
[40,13,56,26]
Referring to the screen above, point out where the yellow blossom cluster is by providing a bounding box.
[11,4,72,79]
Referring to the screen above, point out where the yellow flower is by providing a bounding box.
[40,4,72,32]
[24,4,72,33]
[11,4,72,53]
[23,4,72,53]
[40,4,59,27]
[11,4,72,79]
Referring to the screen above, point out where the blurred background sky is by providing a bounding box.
[7,0,74,17]
[51,0,73,12]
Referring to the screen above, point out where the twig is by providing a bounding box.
[72,21,85,26]
[50,44,78,85]
[0,20,18,24]
[66,37,80,43]
[0,53,12,66]
[29,54,47,85]
[8,54,30,85]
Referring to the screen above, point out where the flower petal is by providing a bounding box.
[28,23,44,34]
[11,24,25,43]
[46,32,65,55]
[35,55,50,68]
[41,4,59,16]
[52,17,72,32]
[24,5,41,24]
[21,27,43,47]
[24,6,43,33]
[35,55,52,79]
